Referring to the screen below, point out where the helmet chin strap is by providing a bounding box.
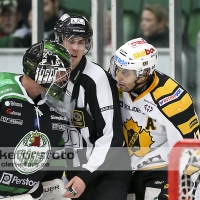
[130,75,153,95]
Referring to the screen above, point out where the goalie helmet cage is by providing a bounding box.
[168,139,200,200]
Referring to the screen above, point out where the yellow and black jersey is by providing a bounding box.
[119,70,200,171]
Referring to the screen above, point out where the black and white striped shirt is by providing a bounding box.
[64,56,126,185]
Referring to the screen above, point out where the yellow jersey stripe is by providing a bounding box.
[162,93,192,117]
[153,79,178,101]
[178,115,199,135]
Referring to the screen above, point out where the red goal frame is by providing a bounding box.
[168,139,200,200]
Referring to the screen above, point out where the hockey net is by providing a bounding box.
[168,139,200,200]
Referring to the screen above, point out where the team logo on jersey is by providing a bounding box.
[122,117,154,157]
[13,131,51,175]
[144,104,153,112]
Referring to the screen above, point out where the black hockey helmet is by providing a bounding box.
[23,40,72,99]
[54,13,93,52]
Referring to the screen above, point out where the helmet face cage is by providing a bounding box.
[110,38,158,83]
[54,14,93,52]
[23,40,72,99]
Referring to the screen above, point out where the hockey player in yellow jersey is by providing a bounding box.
[109,38,200,200]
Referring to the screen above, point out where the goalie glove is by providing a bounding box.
[41,179,71,200]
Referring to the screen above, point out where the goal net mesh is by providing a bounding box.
[168,139,200,200]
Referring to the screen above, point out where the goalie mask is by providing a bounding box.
[110,38,158,91]
[23,40,72,100]
[54,13,93,54]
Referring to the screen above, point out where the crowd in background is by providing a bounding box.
[0,0,198,49]
[0,0,68,47]
[0,0,200,198]
[0,0,198,107]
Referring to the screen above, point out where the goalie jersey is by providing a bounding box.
[0,72,68,198]
[119,70,200,171]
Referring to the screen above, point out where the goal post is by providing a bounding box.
[168,139,200,200]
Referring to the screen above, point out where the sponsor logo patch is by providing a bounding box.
[123,103,141,113]
[114,55,128,66]
[0,88,12,95]
[158,87,184,106]
[73,29,85,32]
[71,18,85,25]
[133,48,155,59]
[190,118,198,129]
[0,79,15,88]
[0,172,37,186]
[0,116,23,125]
[72,110,85,128]
[6,108,21,116]
[52,123,67,131]
[5,101,23,107]
[100,105,113,112]
[51,115,68,121]
[128,40,147,47]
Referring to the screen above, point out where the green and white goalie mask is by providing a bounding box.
[23,40,75,121]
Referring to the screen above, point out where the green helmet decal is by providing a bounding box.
[44,40,71,63]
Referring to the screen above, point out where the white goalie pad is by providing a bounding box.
[1,194,33,200]
[41,179,71,200]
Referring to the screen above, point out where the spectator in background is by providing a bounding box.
[21,0,68,47]
[139,4,197,108]
[43,0,60,40]
[139,4,169,47]
[17,0,31,30]
[0,0,29,47]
